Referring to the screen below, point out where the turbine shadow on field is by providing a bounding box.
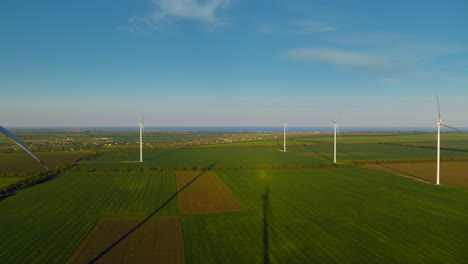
[304,145,333,162]
[88,162,217,264]
[262,187,270,264]
[337,150,365,161]
[144,148,184,162]
[275,140,284,151]
[339,150,434,184]
[376,164,434,184]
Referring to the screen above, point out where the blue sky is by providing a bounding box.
[1,0,467,127]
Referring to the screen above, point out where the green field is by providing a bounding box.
[76,143,468,171]
[201,131,468,147]
[0,151,94,174]
[1,130,467,263]
[0,168,466,263]
[77,147,329,169]
[182,169,467,263]
[289,143,468,163]
[0,178,21,187]
[0,172,177,263]
[408,140,468,151]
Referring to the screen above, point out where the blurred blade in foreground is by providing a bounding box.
[0,126,50,171]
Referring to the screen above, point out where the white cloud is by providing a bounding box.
[130,0,232,31]
[283,47,402,76]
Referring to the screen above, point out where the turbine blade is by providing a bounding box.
[0,126,50,171]
[336,112,341,123]
[441,123,462,132]
[337,125,342,142]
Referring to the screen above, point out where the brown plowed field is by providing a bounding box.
[176,171,245,215]
[365,162,468,188]
[67,217,184,264]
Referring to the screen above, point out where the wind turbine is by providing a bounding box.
[139,117,144,163]
[0,125,50,171]
[283,122,287,152]
[332,113,341,163]
[435,95,460,185]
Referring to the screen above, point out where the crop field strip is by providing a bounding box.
[365,162,468,188]
[77,147,329,170]
[67,217,184,264]
[75,142,468,172]
[0,178,21,187]
[0,163,466,263]
[176,171,245,215]
[180,169,467,263]
[0,151,94,174]
[1,131,468,263]
[0,172,177,263]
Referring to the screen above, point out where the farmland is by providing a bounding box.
[0,178,20,187]
[0,168,466,263]
[68,217,184,264]
[77,147,330,170]
[288,143,468,163]
[0,151,95,175]
[0,172,177,263]
[176,171,244,215]
[0,129,467,263]
[182,169,467,263]
[365,162,468,188]
[75,143,468,171]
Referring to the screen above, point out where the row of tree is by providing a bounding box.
[0,152,101,198]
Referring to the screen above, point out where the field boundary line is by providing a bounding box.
[86,164,215,264]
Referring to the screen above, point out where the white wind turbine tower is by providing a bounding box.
[332,113,341,164]
[283,122,287,152]
[435,95,460,185]
[139,117,145,163]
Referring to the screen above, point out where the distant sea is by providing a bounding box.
[8,127,468,132]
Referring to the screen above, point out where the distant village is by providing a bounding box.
[0,131,284,153]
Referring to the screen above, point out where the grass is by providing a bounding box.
[365,162,468,188]
[288,144,468,163]
[0,178,21,187]
[68,217,184,264]
[77,147,329,170]
[200,132,468,147]
[0,151,95,174]
[408,140,468,151]
[75,143,468,171]
[296,132,468,144]
[181,168,468,263]
[1,130,468,263]
[0,167,466,263]
[0,171,177,264]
